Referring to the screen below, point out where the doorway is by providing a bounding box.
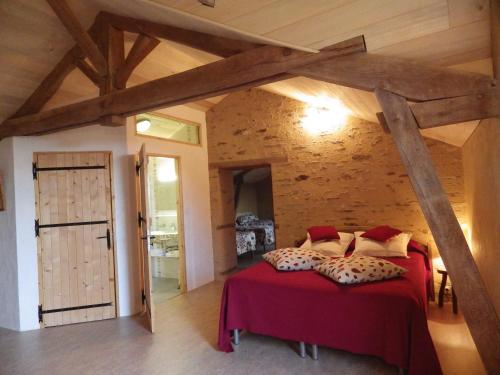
[233,166,276,269]
[136,145,186,332]
[34,152,117,327]
[147,155,184,304]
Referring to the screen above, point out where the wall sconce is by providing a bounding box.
[301,97,350,135]
[136,119,151,132]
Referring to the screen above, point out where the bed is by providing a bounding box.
[218,240,441,375]
[235,230,257,256]
[235,213,276,253]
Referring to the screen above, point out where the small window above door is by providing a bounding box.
[135,112,201,146]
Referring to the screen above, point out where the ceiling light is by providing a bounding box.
[136,119,151,132]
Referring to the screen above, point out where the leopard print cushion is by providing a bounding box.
[263,248,329,271]
[315,256,407,284]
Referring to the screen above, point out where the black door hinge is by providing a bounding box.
[141,289,146,305]
[33,162,38,180]
[138,212,145,228]
[35,219,40,237]
[38,304,43,323]
[135,161,142,176]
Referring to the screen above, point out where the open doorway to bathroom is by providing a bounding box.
[147,155,186,305]
[233,166,276,269]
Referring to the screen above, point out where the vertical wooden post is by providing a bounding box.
[375,88,500,374]
[96,19,125,126]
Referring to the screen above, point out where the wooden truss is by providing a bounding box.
[1,0,499,371]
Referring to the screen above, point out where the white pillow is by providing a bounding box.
[352,231,412,258]
[300,232,354,257]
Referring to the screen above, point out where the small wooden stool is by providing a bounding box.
[437,269,458,314]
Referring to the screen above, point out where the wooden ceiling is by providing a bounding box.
[0,0,493,146]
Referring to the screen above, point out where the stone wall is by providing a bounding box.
[207,89,465,276]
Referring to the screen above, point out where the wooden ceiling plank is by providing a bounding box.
[375,88,500,375]
[411,88,500,128]
[101,11,262,57]
[292,53,495,101]
[46,0,107,75]
[0,36,365,138]
[11,47,78,118]
[115,34,161,89]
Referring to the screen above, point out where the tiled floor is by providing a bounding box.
[0,281,486,375]
[152,277,181,305]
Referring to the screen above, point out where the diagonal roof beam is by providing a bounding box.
[376,88,500,129]
[47,0,107,75]
[100,11,262,57]
[10,19,102,118]
[376,88,500,375]
[0,36,366,138]
[293,53,495,101]
[115,34,161,89]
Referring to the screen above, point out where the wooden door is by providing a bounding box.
[34,152,117,327]
[137,144,155,332]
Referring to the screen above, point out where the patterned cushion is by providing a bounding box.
[315,256,407,284]
[263,248,329,271]
[236,213,259,226]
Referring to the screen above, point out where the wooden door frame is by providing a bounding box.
[213,161,277,274]
[145,152,187,294]
[33,151,119,327]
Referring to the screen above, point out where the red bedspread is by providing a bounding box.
[218,250,442,375]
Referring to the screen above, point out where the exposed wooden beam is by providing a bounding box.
[375,88,500,375]
[11,47,78,118]
[0,36,365,138]
[100,11,261,58]
[95,21,125,127]
[74,58,101,86]
[115,34,160,89]
[293,53,495,101]
[46,0,107,75]
[376,88,500,129]
[411,88,500,128]
[96,21,124,95]
[491,0,500,78]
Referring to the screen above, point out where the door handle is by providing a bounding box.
[97,229,111,250]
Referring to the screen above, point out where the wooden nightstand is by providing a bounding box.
[437,269,458,314]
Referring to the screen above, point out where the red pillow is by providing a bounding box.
[307,226,340,242]
[361,225,402,242]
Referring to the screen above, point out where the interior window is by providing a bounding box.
[136,112,200,145]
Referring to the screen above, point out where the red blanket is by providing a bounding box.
[218,249,442,375]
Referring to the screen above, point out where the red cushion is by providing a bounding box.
[307,226,340,242]
[361,225,402,242]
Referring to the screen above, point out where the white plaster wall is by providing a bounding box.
[0,138,20,330]
[10,125,140,330]
[127,105,214,290]
[0,105,213,331]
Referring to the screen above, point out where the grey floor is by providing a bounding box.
[152,277,181,305]
[0,281,486,375]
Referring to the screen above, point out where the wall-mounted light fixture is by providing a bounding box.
[136,119,151,132]
[301,96,351,135]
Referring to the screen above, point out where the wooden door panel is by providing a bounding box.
[35,152,117,327]
[137,144,155,332]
